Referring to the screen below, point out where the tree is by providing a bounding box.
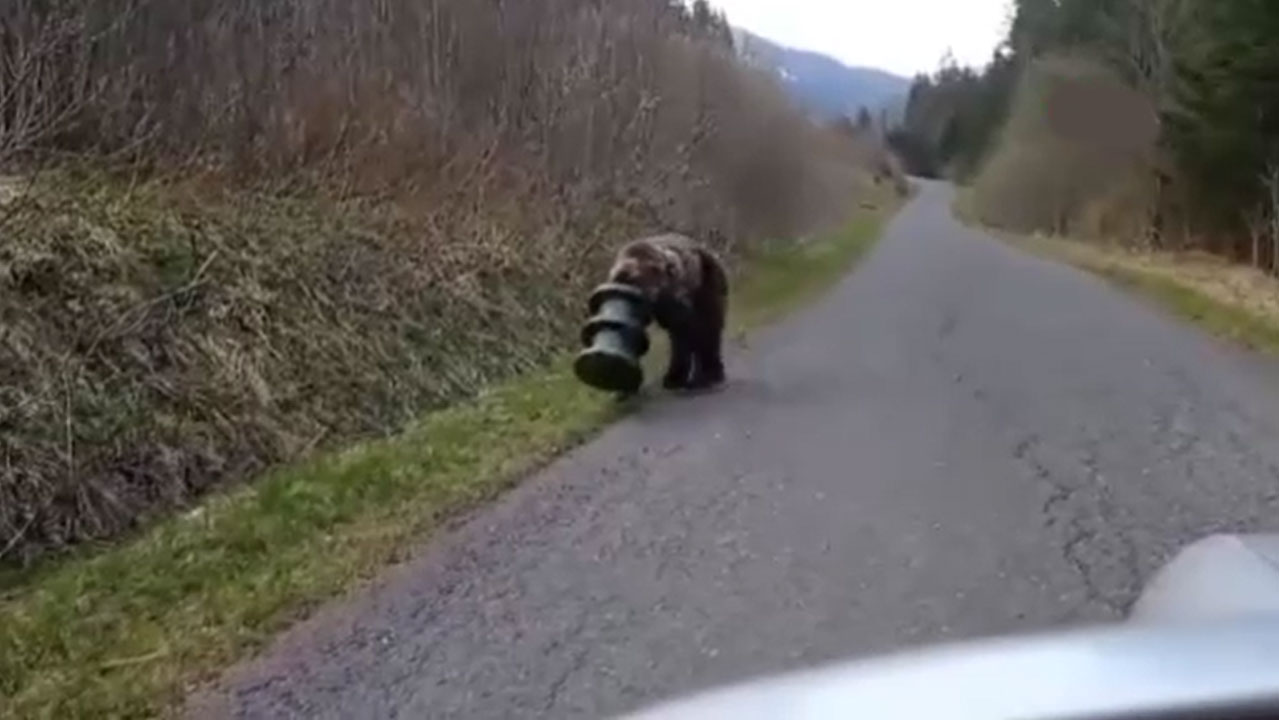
[892,0,1279,255]
[1165,1,1279,236]
[887,47,1015,180]
[689,0,734,50]
[856,106,872,132]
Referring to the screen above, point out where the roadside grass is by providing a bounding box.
[732,189,912,333]
[732,213,885,330]
[0,193,904,719]
[1003,233,1279,356]
[954,188,1279,357]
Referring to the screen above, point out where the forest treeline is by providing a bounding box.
[0,0,897,563]
[890,0,1279,264]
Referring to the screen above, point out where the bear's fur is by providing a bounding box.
[608,233,728,391]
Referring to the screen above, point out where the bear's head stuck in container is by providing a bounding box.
[574,282,653,395]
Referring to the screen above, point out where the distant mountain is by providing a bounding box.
[732,28,910,124]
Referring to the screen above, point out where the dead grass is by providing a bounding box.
[996,231,1279,355]
[0,171,603,565]
[0,0,904,565]
[1080,246,1279,324]
[0,193,902,720]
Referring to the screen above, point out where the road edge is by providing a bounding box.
[952,191,1279,358]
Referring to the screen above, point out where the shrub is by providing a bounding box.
[0,0,888,563]
[969,54,1158,238]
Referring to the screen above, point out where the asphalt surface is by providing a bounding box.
[191,181,1279,719]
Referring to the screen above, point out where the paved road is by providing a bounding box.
[191,181,1279,719]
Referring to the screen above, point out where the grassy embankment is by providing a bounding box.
[0,190,904,719]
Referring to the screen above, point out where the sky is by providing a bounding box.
[711,0,1014,78]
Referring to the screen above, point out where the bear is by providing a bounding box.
[607,233,729,391]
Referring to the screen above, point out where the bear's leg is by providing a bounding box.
[688,287,727,389]
[688,318,725,388]
[654,296,695,390]
[663,328,695,389]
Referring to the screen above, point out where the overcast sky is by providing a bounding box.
[711,0,1014,77]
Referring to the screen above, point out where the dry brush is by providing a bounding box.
[0,0,896,564]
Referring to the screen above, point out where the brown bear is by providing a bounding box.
[607,233,729,390]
